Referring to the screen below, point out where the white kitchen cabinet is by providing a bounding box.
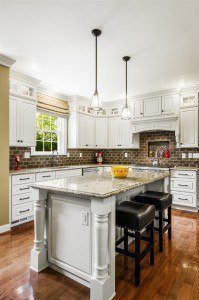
[180,107,198,147]
[109,117,139,148]
[161,96,174,115]
[95,118,108,148]
[77,115,95,148]
[144,97,161,117]
[180,92,198,108]
[131,101,143,118]
[9,96,36,147]
[108,117,120,148]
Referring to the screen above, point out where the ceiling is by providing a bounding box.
[1,0,199,102]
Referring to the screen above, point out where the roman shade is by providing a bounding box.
[37,93,69,117]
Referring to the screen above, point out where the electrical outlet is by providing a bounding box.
[24,152,30,159]
[82,212,89,226]
[125,153,128,158]
[80,153,82,158]
[188,153,193,159]
[67,152,70,158]
[193,153,199,158]
[182,153,186,159]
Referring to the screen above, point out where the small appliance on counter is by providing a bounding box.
[15,154,21,171]
[96,150,103,164]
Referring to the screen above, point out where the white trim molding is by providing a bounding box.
[10,69,41,86]
[0,54,16,68]
[0,223,11,234]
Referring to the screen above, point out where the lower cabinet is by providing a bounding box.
[10,168,83,226]
[170,170,198,211]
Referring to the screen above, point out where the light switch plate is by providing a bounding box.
[67,152,70,158]
[193,153,199,158]
[188,153,193,159]
[125,153,128,158]
[182,153,186,159]
[80,153,82,158]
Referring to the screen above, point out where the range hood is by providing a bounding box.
[131,115,180,146]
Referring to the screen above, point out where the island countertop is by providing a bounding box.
[31,169,169,199]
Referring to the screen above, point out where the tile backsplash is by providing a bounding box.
[10,131,199,170]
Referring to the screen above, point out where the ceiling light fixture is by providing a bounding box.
[121,56,131,120]
[90,29,102,111]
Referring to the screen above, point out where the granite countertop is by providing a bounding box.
[9,164,169,175]
[31,170,169,199]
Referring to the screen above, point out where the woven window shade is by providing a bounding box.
[37,93,69,117]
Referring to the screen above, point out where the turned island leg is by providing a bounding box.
[91,196,116,300]
[30,188,48,272]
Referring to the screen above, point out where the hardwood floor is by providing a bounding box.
[0,209,198,300]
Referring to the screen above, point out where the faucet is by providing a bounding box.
[51,150,59,167]
[152,150,159,167]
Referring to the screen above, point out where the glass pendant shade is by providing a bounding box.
[90,91,102,111]
[121,105,131,120]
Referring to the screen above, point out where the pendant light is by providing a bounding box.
[90,29,102,111]
[121,56,131,120]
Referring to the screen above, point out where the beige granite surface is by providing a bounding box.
[31,170,169,199]
[9,164,169,175]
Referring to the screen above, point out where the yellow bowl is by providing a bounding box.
[111,166,129,179]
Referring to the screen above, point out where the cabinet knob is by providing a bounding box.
[162,110,164,112]
[141,113,143,115]
[17,140,20,142]
[21,140,23,143]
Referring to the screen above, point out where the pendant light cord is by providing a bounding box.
[95,35,98,93]
[125,60,128,106]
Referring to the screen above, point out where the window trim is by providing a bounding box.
[31,111,68,156]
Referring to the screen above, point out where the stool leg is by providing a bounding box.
[159,210,163,252]
[168,205,172,240]
[124,228,128,253]
[134,230,141,286]
[149,221,154,265]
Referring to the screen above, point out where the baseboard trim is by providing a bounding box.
[0,223,11,235]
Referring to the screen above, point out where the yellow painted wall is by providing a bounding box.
[0,65,9,226]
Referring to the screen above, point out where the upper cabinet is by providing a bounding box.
[77,115,95,148]
[9,71,39,147]
[95,118,108,148]
[108,117,139,149]
[180,92,198,108]
[9,96,36,147]
[132,101,143,118]
[180,107,198,148]
[161,96,175,115]
[144,97,161,117]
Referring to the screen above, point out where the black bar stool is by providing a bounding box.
[132,191,172,252]
[116,201,155,286]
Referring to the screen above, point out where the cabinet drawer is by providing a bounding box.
[172,192,196,207]
[56,169,82,179]
[12,173,35,185]
[12,202,33,222]
[12,183,32,195]
[171,179,196,193]
[36,171,55,182]
[171,170,196,179]
[12,192,33,205]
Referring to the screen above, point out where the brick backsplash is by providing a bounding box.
[9,131,199,170]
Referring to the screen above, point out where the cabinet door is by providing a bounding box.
[132,101,143,118]
[144,97,161,117]
[161,96,174,115]
[20,100,36,147]
[78,115,87,147]
[180,93,198,108]
[108,117,120,148]
[86,117,95,148]
[180,107,198,147]
[96,118,108,148]
[120,119,132,148]
[9,97,19,146]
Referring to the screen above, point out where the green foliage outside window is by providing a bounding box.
[35,113,59,152]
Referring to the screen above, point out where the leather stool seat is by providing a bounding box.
[116,201,155,230]
[134,191,172,210]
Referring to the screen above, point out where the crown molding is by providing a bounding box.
[0,54,16,68]
[10,69,40,86]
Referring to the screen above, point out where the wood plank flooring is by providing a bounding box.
[0,209,198,300]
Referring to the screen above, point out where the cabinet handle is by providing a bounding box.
[178,197,188,201]
[20,177,30,181]
[19,197,30,201]
[178,173,188,176]
[42,175,51,178]
[178,184,188,187]
[20,187,30,191]
[20,209,30,213]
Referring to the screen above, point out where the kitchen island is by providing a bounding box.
[30,169,169,300]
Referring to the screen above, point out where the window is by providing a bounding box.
[32,112,67,155]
